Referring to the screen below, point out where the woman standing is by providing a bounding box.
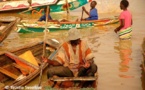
[114,0,132,40]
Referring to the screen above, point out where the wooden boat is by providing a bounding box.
[41,72,98,89]
[0,0,90,13]
[30,0,92,13]
[0,0,58,12]
[17,17,119,33]
[0,16,16,43]
[0,41,55,89]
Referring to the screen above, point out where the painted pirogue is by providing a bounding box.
[0,0,90,12]
[0,41,55,89]
[17,17,119,33]
[0,16,16,43]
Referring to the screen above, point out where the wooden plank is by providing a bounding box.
[0,41,42,55]
[50,77,97,81]
[0,67,18,79]
[59,18,111,24]
[12,63,29,73]
[5,52,39,70]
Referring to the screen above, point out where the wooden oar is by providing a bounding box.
[65,0,69,14]
[65,0,70,20]
[38,6,49,86]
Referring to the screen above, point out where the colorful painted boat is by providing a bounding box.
[17,17,119,33]
[0,0,29,12]
[0,16,16,43]
[20,0,92,14]
[50,0,92,12]
[0,0,58,12]
[0,0,91,13]
[0,41,55,89]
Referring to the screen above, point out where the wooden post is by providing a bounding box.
[42,6,50,57]
[39,6,50,86]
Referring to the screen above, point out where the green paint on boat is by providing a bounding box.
[60,22,94,29]
[17,22,94,33]
[50,0,90,12]
[17,27,70,33]
[20,0,90,14]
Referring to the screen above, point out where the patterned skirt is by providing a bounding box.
[119,27,132,40]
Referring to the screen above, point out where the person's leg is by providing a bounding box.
[80,64,98,88]
[47,66,74,79]
[77,67,87,77]
[47,66,74,87]
[87,63,98,76]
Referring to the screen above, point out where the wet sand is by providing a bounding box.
[0,0,145,90]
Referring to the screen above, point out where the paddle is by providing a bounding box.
[65,0,69,14]
[38,6,49,86]
[65,0,70,20]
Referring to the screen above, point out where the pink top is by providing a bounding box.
[119,10,132,30]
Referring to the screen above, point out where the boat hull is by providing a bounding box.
[0,41,55,89]
[0,16,16,43]
[17,18,119,33]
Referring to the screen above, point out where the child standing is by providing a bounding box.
[114,0,133,39]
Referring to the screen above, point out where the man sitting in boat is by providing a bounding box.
[42,28,97,86]
[82,1,98,20]
[38,8,69,22]
[38,8,52,21]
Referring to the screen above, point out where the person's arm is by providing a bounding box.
[82,6,90,16]
[114,19,124,33]
[42,57,62,66]
[83,58,94,68]
[131,19,133,25]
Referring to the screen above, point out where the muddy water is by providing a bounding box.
[0,21,144,90]
[1,0,145,90]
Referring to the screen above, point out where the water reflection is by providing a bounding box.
[119,40,132,72]
[118,39,134,78]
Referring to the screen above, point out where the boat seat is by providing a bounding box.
[50,76,97,82]
[49,74,98,88]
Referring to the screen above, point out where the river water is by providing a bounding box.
[0,0,145,90]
